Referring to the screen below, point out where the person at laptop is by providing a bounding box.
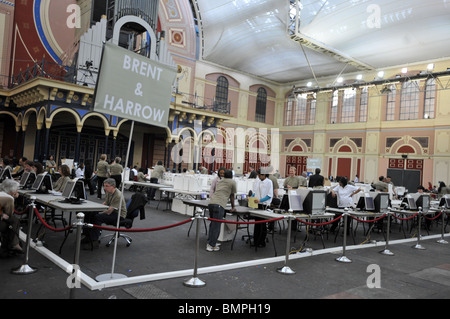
[53,165,71,192]
[206,169,236,252]
[82,178,127,250]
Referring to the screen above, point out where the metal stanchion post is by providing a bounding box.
[380,211,394,256]
[336,210,352,263]
[69,213,84,299]
[12,197,38,275]
[412,208,426,250]
[277,211,296,275]
[184,210,206,287]
[437,208,448,244]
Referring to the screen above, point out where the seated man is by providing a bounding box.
[83,178,127,250]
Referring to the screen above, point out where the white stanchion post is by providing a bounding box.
[184,210,206,287]
[69,213,85,299]
[12,197,38,275]
[437,208,448,244]
[96,120,135,282]
[336,210,352,263]
[413,208,426,250]
[277,210,296,275]
[380,211,394,256]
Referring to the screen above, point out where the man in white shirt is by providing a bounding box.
[251,170,273,247]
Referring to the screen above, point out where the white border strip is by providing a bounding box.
[21,231,450,291]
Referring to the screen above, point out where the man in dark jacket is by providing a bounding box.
[308,168,324,188]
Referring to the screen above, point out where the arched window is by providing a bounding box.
[424,78,436,119]
[330,90,338,124]
[400,80,419,120]
[359,87,368,122]
[255,87,267,123]
[386,84,397,121]
[215,76,229,113]
[341,88,356,123]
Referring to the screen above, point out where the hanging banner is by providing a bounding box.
[94,42,177,128]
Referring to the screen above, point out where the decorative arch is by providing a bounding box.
[331,137,359,154]
[287,138,308,154]
[22,108,38,129]
[390,137,423,156]
[48,108,81,128]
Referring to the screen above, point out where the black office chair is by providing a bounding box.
[104,192,147,247]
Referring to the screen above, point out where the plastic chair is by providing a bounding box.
[104,192,147,247]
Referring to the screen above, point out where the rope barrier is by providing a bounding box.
[296,214,343,226]
[33,207,72,233]
[207,216,285,225]
[92,218,194,233]
[14,207,30,216]
[423,211,443,221]
[391,212,419,221]
[349,214,387,223]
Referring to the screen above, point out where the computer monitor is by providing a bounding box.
[357,195,375,211]
[416,194,431,213]
[20,171,36,189]
[303,190,327,215]
[61,180,76,199]
[61,179,86,204]
[31,173,53,194]
[19,172,31,188]
[402,196,417,210]
[0,168,12,182]
[288,194,303,213]
[374,193,390,213]
[280,194,289,211]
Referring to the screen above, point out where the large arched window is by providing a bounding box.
[341,88,357,123]
[215,76,229,112]
[386,84,397,121]
[255,87,267,123]
[424,78,436,119]
[400,80,420,120]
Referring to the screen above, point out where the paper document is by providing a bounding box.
[248,197,259,209]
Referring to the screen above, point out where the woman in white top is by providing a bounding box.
[331,177,362,208]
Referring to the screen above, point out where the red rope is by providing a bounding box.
[92,218,194,232]
[208,217,285,224]
[34,208,72,233]
[296,214,343,226]
[392,212,419,221]
[349,214,387,223]
[423,211,442,220]
[14,207,30,216]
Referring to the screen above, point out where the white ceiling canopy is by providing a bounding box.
[193,0,450,84]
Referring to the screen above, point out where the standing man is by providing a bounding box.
[109,157,123,189]
[149,160,166,200]
[96,154,109,199]
[251,169,273,248]
[308,168,324,188]
[207,170,236,252]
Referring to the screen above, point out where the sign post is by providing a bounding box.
[93,42,176,282]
